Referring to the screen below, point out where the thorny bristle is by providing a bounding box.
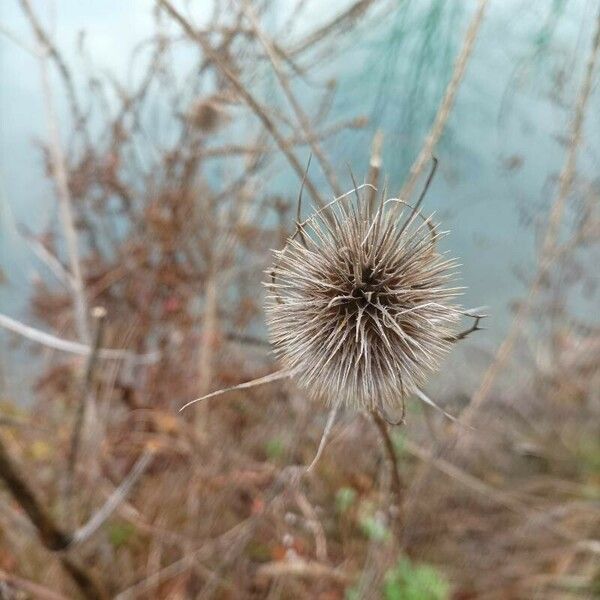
[264,187,462,412]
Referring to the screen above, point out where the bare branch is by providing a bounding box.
[157,0,325,209]
[65,307,107,515]
[240,0,343,197]
[18,225,74,289]
[0,435,71,551]
[0,434,107,599]
[404,439,577,542]
[71,451,154,547]
[22,0,91,343]
[18,0,88,137]
[398,0,488,203]
[0,311,159,365]
[444,311,486,342]
[289,0,377,56]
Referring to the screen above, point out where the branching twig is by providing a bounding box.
[18,0,89,140]
[0,435,71,551]
[18,225,74,289]
[158,0,325,209]
[289,0,377,56]
[444,313,485,342]
[240,0,343,198]
[0,431,152,595]
[23,0,90,344]
[0,434,105,599]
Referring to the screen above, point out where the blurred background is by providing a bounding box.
[0,0,598,598]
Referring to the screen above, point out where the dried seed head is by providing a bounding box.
[264,188,462,412]
[188,97,228,132]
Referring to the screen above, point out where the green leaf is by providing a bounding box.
[336,487,357,514]
[359,514,390,542]
[264,438,285,461]
[107,521,136,549]
[383,558,450,600]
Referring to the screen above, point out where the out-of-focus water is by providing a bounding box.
[1,0,599,399]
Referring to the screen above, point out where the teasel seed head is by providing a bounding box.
[264,186,462,413]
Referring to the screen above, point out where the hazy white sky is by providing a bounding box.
[0,0,598,329]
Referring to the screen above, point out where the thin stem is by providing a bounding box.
[66,307,107,515]
[70,451,154,547]
[367,130,384,213]
[370,411,403,516]
[397,0,488,204]
[0,311,159,364]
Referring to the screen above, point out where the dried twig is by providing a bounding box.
[24,0,91,344]
[306,406,338,473]
[289,0,377,56]
[179,369,291,411]
[0,312,159,364]
[0,570,69,600]
[414,388,461,425]
[200,115,368,158]
[0,435,105,599]
[158,0,325,209]
[398,0,488,203]
[240,0,343,198]
[70,451,154,547]
[193,272,220,443]
[65,307,107,515]
[295,490,328,561]
[18,225,74,289]
[0,431,152,595]
[257,558,350,583]
[0,435,71,551]
[18,0,88,138]
[370,411,403,515]
[403,439,577,543]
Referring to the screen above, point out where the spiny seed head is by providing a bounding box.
[264,189,462,412]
